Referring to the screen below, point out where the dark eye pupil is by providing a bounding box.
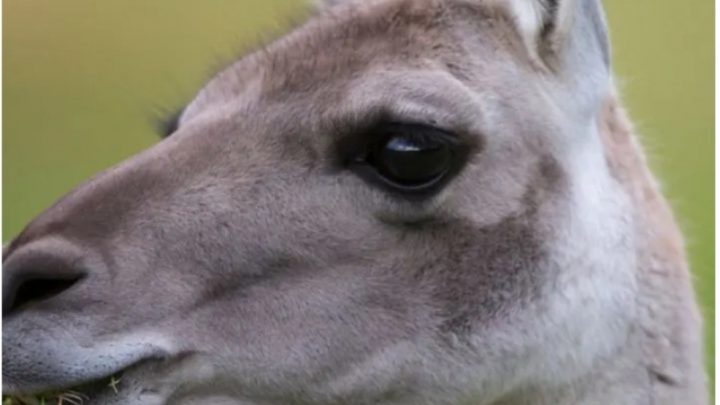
[374,134,451,186]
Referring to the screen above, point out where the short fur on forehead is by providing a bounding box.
[313,0,578,68]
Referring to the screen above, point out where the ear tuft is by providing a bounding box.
[493,0,578,69]
[311,0,357,10]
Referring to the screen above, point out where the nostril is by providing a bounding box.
[2,240,91,316]
[6,274,84,315]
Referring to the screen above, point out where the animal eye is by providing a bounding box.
[357,124,458,193]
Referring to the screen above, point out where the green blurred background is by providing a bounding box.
[3,0,714,393]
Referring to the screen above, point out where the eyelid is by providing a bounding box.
[381,121,459,138]
[368,123,463,154]
[330,109,476,167]
[348,122,457,164]
[343,122,472,199]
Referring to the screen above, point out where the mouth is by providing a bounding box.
[3,376,117,405]
[2,358,158,405]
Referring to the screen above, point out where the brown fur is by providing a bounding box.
[3,1,706,404]
[599,94,707,404]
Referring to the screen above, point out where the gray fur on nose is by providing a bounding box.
[2,0,706,403]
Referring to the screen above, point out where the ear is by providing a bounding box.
[496,0,610,71]
[497,0,611,119]
[310,0,356,10]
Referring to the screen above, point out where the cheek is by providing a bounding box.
[449,167,530,228]
[178,265,431,387]
[449,142,563,230]
[383,213,546,334]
